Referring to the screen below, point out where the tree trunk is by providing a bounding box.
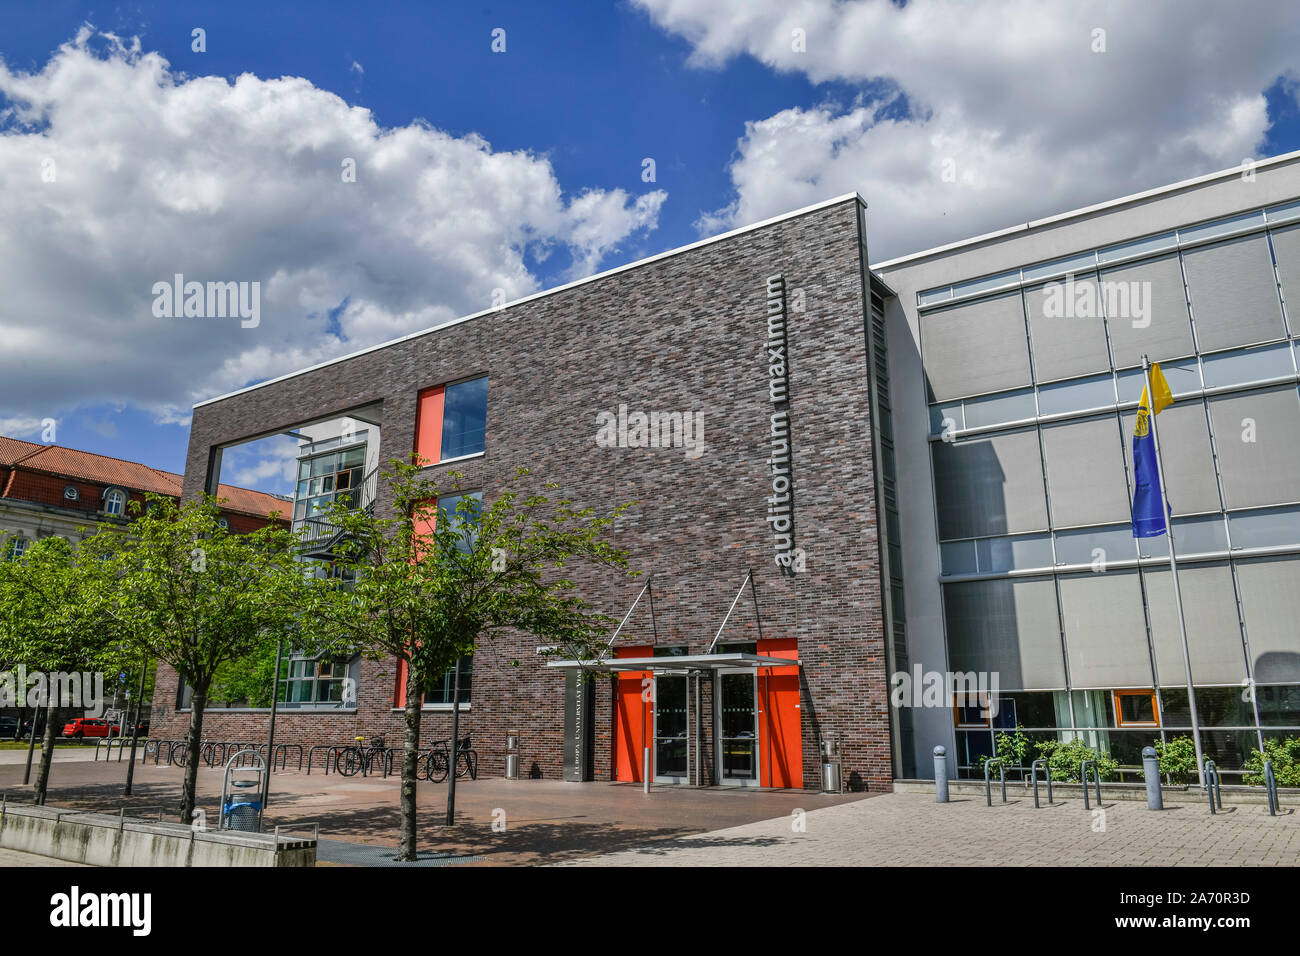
[398,662,423,861]
[180,689,207,825]
[33,683,58,805]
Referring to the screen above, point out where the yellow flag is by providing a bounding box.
[1140,362,1173,416]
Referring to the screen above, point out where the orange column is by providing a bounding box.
[757,638,802,789]
[612,646,653,782]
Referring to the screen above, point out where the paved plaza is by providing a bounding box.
[2,756,1296,866]
[567,791,1300,867]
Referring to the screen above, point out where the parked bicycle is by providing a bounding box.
[336,735,389,777]
[421,735,476,782]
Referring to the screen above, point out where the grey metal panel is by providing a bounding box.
[1207,386,1300,509]
[1268,223,1300,320]
[1024,277,1113,383]
[1120,400,1221,516]
[1101,254,1195,368]
[1233,555,1300,683]
[1182,234,1286,352]
[1040,415,1131,527]
[1143,562,1247,685]
[920,291,1031,401]
[943,576,1066,690]
[1058,570,1154,688]
[931,427,1048,540]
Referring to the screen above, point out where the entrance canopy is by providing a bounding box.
[545,652,799,674]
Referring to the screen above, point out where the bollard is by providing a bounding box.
[643,747,650,794]
[1141,746,1163,810]
[933,745,949,803]
[1264,761,1278,816]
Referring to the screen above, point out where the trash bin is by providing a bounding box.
[505,734,519,780]
[222,800,262,832]
[820,740,842,793]
[220,749,266,832]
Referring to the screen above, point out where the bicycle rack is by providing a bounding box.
[1203,759,1223,814]
[1264,761,1280,816]
[1029,757,1055,808]
[984,758,1007,806]
[306,745,335,775]
[272,743,303,772]
[1080,760,1103,810]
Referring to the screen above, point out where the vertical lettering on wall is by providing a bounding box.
[764,274,796,569]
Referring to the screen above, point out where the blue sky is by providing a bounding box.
[2,1,1299,491]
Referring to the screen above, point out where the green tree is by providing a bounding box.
[0,535,129,803]
[91,494,323,824]
[319,461,635,861]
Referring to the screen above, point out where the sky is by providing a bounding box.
[2,0,1300,492]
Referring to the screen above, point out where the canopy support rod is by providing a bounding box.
[605,575,653,652]
[707,570,754,655]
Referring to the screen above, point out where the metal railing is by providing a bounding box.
[294,467,379,551]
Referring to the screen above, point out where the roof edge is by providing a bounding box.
[193,192,867,410]
[870,150,1300,271]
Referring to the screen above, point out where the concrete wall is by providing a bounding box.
[0,802,315,867]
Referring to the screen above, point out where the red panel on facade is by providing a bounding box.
[414,386,445,466]
[612,645,652,783]
[757,638,801,789]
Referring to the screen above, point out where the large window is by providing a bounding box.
[441,376,489,460]
[423,655,473,706]
[438,491,482,553]
[294,445,367,521]
[103,487,126,516]
[3,535,26,560]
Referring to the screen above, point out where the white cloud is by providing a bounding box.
[635,0,1299,260]
[0,29,666,425]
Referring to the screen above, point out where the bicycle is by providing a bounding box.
[420,735,476,782]
[336,735,388,777]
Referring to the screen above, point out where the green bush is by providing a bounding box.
[1242,736,1300,787]
[1034,736,1118,782]
[976,724,1030,774]
[1147,735,1198,785]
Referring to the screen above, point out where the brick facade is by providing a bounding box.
[158,197,896,791]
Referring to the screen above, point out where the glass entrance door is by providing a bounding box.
[653,675,688,782]
[718,671,759,785]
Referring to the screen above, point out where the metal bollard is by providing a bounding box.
[934,745,949,803]
[1141,747,1163,810]
[642,747,650,795]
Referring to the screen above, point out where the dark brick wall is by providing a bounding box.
[160,198,894,791]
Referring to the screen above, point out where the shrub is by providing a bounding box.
[977,724,1030,776]
[1034,736,1118,782]
[1242,736,1300,787]
[1147,735,1198,785]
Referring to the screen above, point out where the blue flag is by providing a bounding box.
[1131,364,1173,538]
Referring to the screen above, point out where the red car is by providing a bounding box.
[62,718,121,739]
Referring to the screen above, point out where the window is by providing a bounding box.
[437,491,483,553]
[441,376,489,460]
[103,487,126,516]
[63,485,79,501]
[423,655,473,706]
[954,702,990,728]
[282,655,357,707]
[1113,689,1160,727]
[217,517,229,530]
[4,536,26,561]
[294,445,366,521]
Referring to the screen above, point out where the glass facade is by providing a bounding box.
[918,200,1300,776]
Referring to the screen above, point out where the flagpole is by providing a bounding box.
[1142,354,1206,788]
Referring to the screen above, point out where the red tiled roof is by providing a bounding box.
[1,437,289,519]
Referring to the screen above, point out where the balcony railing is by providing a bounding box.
[294,467,379,552]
